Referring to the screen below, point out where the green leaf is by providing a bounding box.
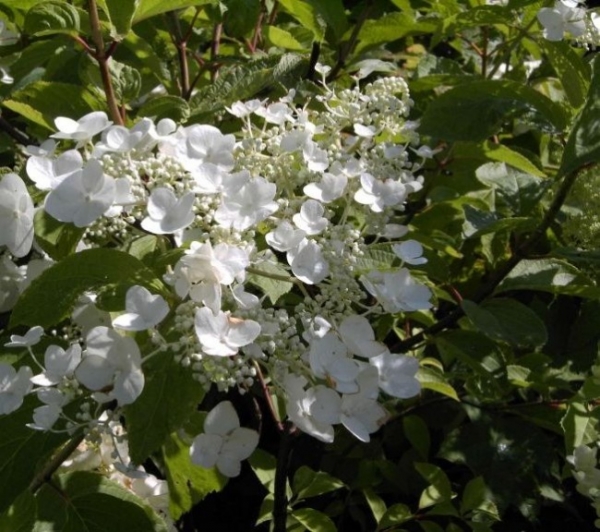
[277,0,324,41]
[461,298,548,347]
[356,12,435,54]
[435,330,504,377]
[0,395,71,513]
[100,0,140,38]
[3,82,103,130]
[540,40,589,109]
[162,431,226,520]
[264,25,307,51]
[403,415,430,460]
[23,1,80,36]
[34,471,168,531]
[10,248,167,329]
[223,0,261,38]
[138,95,190,123]
[495,259,600,299]
[362,487,386,524]
[247,261,294,304]
[559,55,600,177]
[305,0,348,44]
[479,143,545,178]
[418,366,459,400]
[133,0,217,23]
[561,402,600,454]
[249,449,277,494]
[420,79,568,142]
[475,161,548,216]
[0,488,35,531]
[33,209,85,260]
[415,462,453,509]
[290,508,336,532]
[460,476,499,519]
[292,466,346,501]
[125,352,206,463]
[378,503,413,528]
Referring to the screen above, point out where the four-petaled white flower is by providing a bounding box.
[293,200,328,235]
[304,173,348,203]
[190,401,259,477]
[44,159,116,227]
[195,307,261,357]
[28,388,68,431]
[215,175,278,231]
[287,239,329,285]
[0,173,34,258]
[141,187,195,235]
[112,285,169,331]
[370,352,421,399]
[0,363,33,415]
[361,268,433,313]
[537,0,586,41]
[309,333,360,393]
[51,111,112,146]
[354,173,408,213]
[26,149,83,191]
[393,240,427,266]
[75,326,144,406]
[31,343,82,386]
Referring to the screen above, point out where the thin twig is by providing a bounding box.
[273,422,295,532]
[210,23,223,82]
[88,0,123,125]
[29,431,86,493]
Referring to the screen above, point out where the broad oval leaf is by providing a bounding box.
[24,1,80,36]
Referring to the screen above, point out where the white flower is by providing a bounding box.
[303,173,347,203]
[393,240,427,265]
[194,307,261,357]
[354,173,409,213]
[255,102,291,125]
[51,111,112,145]
[28,388,68,431]
[0,256,24,312]
[0,173,34,258]
[31,343,82,386]
[160,124,235,173]
[190,401,259,477]
[338,315,387,359]
[0,364,33,415]
[292,200,328,235]
[309,333,360,393]
[92,118,157,156]
[141,187,195,235]
[537,1,586,41]
[302,141,329,172]
[370,352,421,399]
[112,285,169,331]
[340,390,387,443]
[360,268,433,313]
[173,241,249,312]
[226,99,267,118]
[284,374,340,443]
[266,221,306,253]
[287,239,329,285]
[5,325,44,347]
[354,123,376,138]
[215,175,278,231]
[75,326,144,406]
[44,159,116,227]
[26,149,83,191]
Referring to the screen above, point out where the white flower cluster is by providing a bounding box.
[0,71,435,479]
[568,444,600,528]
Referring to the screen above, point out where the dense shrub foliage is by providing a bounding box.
[0,1,600,530]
